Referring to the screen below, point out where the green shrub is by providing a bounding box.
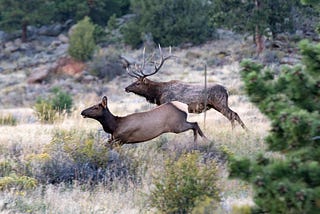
[34,88,73,123]
[51,87,73,113]
[191,196,219,214]
[68,16,96,61]
[0,114,17,126]
[0,161,13,177]
[0,174,37,191]
[107,14,117,31]
[231,204,252,214]
[28,129,139,185]
[149,152,220,213]
[93,24,108,44]
[34,98,57,123]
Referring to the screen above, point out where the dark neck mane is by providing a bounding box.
[142,80,171,105]
[98,108,118,134]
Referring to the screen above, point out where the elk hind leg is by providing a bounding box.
[224,108,247,130]
[213,104,247,130]
[173,122,205,142]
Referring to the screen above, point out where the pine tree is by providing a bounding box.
[229,39,320,213]
[123,0,214,47]
[68,16,96,61]
[301,0,320,33]
[0,0,54,42]
[211,0,300,53]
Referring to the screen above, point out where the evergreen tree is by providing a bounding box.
[123,0,214,47]
[88,0,130,26]
[230,39,320,213]
[0,0,55,42]
[53,0,130,26]
[0,0,130,42]
[211,0,300,53]
[52,0,89,23]
[68,16,96,61]
[301,0,320,32]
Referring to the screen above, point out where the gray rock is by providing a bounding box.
[58,33,69,43]
[38,24,63,37]
[27,64,55,84]
[0,31,7,44]
[280,56,301,65]
[4,41,19,53]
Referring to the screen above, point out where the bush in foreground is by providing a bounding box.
[149,152,220,213]
[28,129,140,186]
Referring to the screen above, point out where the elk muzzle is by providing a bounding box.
[125,84,135,93]
[81,108,95,118]
[81,110,88,118]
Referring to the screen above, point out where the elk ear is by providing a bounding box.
[102,96,108,109]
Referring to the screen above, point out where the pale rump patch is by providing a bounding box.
[171,101,188,113]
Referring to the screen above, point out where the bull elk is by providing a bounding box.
[81,96,207,145]
[124,46,247,130]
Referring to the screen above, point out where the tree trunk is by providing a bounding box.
[255,0,264,55]
[255,26,264,55]
[21,21,27,43]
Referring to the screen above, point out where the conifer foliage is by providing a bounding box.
[230,40,320,213]
[68,16,96,61]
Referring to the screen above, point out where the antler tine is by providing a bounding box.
[143,44,175,77]
[126,45,175,79]
[142,47,146,71]
[126,47,149,79]
[139,47,156,77]
[126,62,146,79]
[126,66,141,79]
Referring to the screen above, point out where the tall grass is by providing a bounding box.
[0,95,269,213]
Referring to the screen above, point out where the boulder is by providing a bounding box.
[4,41,19,53]
[58,34,69,43]
[0,31,6,44]
[38,24,63,37]
[0,30,20,43]
[280,56,301,65]
[27,64,53,84]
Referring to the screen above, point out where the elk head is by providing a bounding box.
[124,45,175,95]
[81,96,108,120]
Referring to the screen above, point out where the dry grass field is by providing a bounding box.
[0,38,271,213]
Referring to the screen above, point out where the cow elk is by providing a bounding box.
[124,46,247,130]
[81,96,207,145]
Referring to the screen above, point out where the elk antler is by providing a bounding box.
[145,45,175,77]
[126,45,175,79]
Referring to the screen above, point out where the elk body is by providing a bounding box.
[81,96,207,145]
[125,79,247,129]
[123,47,247,130]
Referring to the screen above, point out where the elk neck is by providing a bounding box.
[99,107,119,134]
[143,79,168,105]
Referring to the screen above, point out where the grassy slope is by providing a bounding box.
[0,38,270,213]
